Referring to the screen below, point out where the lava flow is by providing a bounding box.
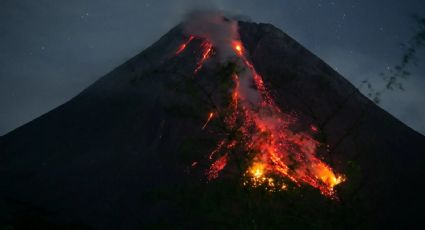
[175,35,195,55]
[175,36,213,74]
[202,112,214,130]
[175,34,345,198]
[194,40,213,74]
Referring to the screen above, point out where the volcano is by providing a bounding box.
[1,15,425,229]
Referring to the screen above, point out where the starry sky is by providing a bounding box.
[1,0,424,135]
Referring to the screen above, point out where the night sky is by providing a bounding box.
[1,0,424,135]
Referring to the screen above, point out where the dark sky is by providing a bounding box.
[1,0,424,135]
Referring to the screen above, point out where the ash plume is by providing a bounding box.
[183,10,239,61]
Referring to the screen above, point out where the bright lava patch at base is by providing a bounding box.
[175,33,345,199]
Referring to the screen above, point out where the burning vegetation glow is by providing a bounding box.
[175,21,345,199]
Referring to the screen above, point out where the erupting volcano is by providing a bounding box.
[174,26,344,198]
[1,12,424,230]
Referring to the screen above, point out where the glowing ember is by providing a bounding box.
[243,162,288,192]
[207,154,228,180]
[202,112,214,130]
[174,36,213,74]
[250,162,265,178]
[209,139,225,160]
[194,40,213,74]
[232,40,244,56]
[175,35,195,55]
[178,34,345,199]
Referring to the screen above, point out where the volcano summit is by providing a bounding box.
[1,14,424,229]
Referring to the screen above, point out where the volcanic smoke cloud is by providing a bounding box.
[183,11,239,61]
[177,12,345,198]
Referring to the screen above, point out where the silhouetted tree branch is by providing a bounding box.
[362,15,425,104]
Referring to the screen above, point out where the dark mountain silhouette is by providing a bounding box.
[1,19,424,229]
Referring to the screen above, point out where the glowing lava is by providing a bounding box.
[194,40,213,74]
[175,35,195,55]
[174,36,213,74]
[233,40,243,56]
[175,35,345,198]
[250,162,265,178]
[243,162,286,192]
[228,40,344,198]
[207,154,228,180]
[202,112,215,130]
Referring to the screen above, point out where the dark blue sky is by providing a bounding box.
[1,0,424,135]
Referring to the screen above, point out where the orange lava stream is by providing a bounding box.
[194,40,213,74]
[175,36,345,198]
[174,36,213,75]
[207,154,228,180]
[231,41,344,198]
[202,112,215,130]
[175,35,195,55]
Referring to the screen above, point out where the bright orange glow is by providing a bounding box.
[179,35,345,199]
[243,162,287,192]
[232,40,244,55]
[175,36,213,75]
[202,112,214,130]
[175,35,195,55]
[207,154,228,180]
[250,162,265,178]
[194,40,213,74]
[209,139,225,160]
[235,45,242,54]
[313,162,345,188]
